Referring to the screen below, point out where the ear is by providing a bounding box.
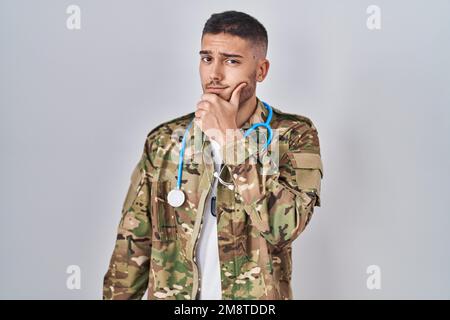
[256,59,270,82]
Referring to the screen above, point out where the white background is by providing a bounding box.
[1,0,449,299]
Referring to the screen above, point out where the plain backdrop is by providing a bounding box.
[1,0,449,299]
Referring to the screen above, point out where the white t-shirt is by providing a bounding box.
[196,139,223,300]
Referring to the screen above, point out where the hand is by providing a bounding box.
[194,82,247,146]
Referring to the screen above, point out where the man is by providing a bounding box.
[103,10,323,300]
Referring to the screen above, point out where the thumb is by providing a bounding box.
[229,82,247,108]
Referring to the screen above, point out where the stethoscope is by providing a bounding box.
[167,100,273,208]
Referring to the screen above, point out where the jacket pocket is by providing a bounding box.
[288,152,323,206]
[152,180,178,242]
[122,164,143,213]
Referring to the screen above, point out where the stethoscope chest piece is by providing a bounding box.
[167,189,185,208]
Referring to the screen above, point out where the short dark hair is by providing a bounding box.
[201,11,268,57]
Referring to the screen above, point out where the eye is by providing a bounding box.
[201,56,212,63]
[226,59,240,65]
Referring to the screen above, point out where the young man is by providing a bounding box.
[103,10,323,300]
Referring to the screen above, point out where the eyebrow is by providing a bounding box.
[199,50,244,58]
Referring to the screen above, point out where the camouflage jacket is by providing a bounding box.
[103,97,323,300]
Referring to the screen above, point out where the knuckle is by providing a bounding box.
[201,101,210,109]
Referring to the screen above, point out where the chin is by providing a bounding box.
[216,92,230,101]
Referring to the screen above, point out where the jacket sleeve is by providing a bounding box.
[220,120,323,249]
[103,139,154,300]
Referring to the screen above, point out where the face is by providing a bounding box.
[199,33,269,104]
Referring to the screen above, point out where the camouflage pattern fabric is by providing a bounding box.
[103,96,323,300]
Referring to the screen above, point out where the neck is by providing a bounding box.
[236,94,257,128]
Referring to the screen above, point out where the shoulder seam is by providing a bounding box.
[146,111,194,139]
[272,107,314,128]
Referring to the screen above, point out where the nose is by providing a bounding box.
[209,60,223,83]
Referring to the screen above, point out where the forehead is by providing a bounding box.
[200,33,251,55]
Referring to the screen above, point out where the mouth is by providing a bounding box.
[206,86,228,93]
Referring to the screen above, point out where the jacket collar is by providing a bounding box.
[240,96,269,130]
